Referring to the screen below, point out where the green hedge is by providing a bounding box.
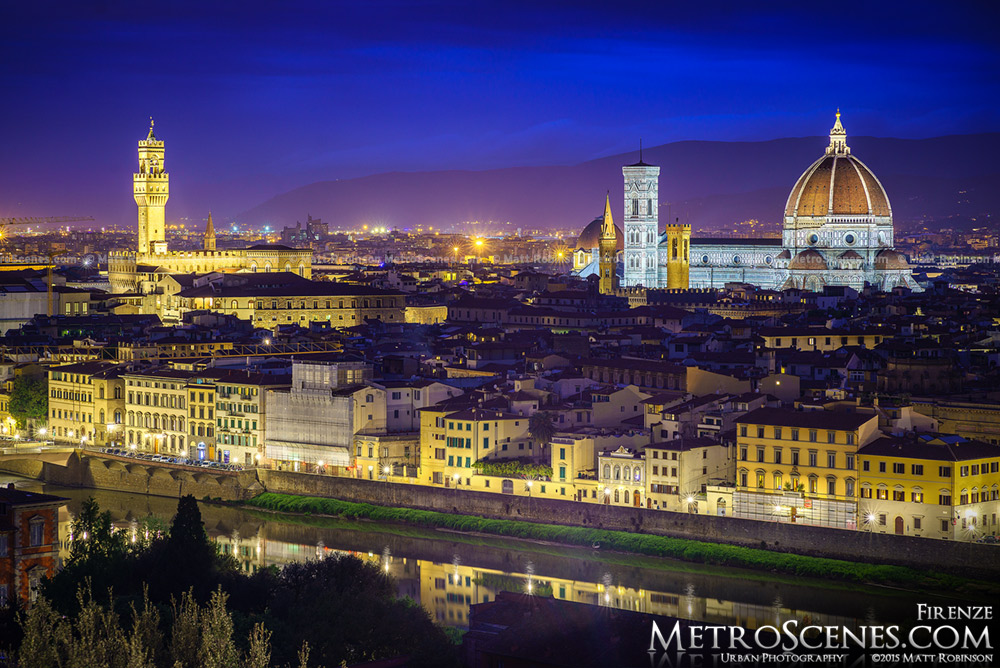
[471,458,552,479]
[245,492,961,589]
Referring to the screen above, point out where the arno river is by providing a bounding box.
[5,475,958,633]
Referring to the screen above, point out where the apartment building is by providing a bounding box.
[733,407,880,529]
[48,361,125,447]
[643,437,733,512]
[122,368,196,456]
[858,433,1000,541]
[207,371,291,467]
[419,407,531,487]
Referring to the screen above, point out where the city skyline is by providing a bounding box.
[1,2,998,227]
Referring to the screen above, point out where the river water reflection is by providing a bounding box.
[4,477,948,633]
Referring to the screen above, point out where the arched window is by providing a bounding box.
[114,410,122,424]
[99,410,105,424]
[623,465,630,481]
[231,300,238,309]
[114,387,122,400]
[633,469,641,483]
[614,489,620,503]
[614,466,621,480]
[99,386,104,400]
[773,472,782,490]
[603,464,611,479]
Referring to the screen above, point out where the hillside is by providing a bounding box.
[235,134,1000,233]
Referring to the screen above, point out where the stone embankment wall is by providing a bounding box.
[1,453,993,577]
[0,452,260,502]
[259,469,998,578]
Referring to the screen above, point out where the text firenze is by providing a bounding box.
[648,620,992,653]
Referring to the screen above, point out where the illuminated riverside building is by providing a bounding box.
[108,121,313,295]
[47,362,125,447]
[733,407,880,529]
[857,434,1000,539]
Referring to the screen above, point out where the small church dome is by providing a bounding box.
[576,216,623,252]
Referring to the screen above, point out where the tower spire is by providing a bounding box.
[204,211,216,251]
[601,191,615,239]
[639,138,643,164]
[826,109,849,155]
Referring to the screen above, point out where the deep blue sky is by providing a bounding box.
[1,1,998,227]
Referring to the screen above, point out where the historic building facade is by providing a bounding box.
[109,121,313,294]
[576,114,919,293]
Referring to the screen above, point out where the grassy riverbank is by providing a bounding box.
[245,492,972,591]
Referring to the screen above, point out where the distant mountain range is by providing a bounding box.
[235,133,1000,234]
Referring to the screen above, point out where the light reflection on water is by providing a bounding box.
[1,477,927,632]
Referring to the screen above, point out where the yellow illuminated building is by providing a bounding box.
[858,434,1000,541]
[47,362,124,447]
[734,407,880,529]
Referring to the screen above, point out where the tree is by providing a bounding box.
[9,373,47,429]
[528,411,557,450]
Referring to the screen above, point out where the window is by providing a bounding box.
[774,449,782,464]
[939,493,952,506]
[939,466,951,477]
[846,433,855,445]
[791,450,799,466]
[29,518,44,547]
[911,492,923,503]
[791,429,799,442]
[893,463,904,474]
[0,534,7,556]
[941,519,949,532]
[808,451,817,467]
[827,453,836,468]
[773,473,782,489]
[827,432,836,444]
[756,472,765,488]
[740,426,747,437]
[878,514,886,526]
[892,489,904,501]
[757,447,765,462]
[879,462,886,473]
[846,455,855,469]
[827,479,836,495]
[845,479,855,497]
[740,447,747,461]
[914,517,922,530]
[860,486,872,499]
[876,487,888,500]
[757,427,764,438]
[774,428,782,440]
[809,430,817,443]
[960,466,969,477]
[863,460,870,472]
[912,464,924,476]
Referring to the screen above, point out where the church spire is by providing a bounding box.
[826,109,850,155]
[204,211,217,251]
[601,191,615,239]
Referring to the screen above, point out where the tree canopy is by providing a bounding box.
[9,374,47,428]
[25,495,458,668]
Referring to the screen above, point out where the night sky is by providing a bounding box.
[1,2,998,227]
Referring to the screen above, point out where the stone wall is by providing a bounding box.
[0,452,261,502]
[259,469,997,578]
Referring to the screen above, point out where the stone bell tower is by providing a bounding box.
[135,119,169,255]
[598,193,619,295]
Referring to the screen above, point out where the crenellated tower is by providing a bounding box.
[134,119,169,255]
[663,218,691,289]
[622,152,660,287]
[598,193,618,295]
